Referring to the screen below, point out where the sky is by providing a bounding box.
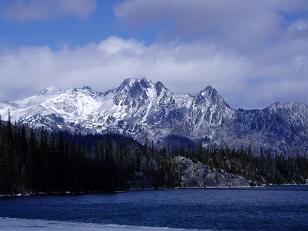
[0,0,308,109]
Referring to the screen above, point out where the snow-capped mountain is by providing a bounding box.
[1,78,308,155]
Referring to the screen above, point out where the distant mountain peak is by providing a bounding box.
[39,86,60,96]
[155,81,168,96]
[82,85,94,91]
[77,86,100,96]
[1,78,308,156]
[118,78,152,89]
[198,85,217,97]
[195,85,229,107]
[116,78,168,101]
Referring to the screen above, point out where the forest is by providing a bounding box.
[0,115,307,195]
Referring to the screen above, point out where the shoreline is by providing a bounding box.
[1,184,307,198]
[0,217,195,231]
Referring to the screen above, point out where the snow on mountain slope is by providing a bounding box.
[1,78,308,155]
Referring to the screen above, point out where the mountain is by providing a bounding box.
[1,78,308,155]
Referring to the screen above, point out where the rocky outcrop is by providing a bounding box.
[174,156,251,187]
[1,78,308,156]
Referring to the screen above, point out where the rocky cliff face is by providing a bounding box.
[174,156,251,187]
[1,78,308,155]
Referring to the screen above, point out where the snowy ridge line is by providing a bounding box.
[1,78,308,155]
[0,217,207,231]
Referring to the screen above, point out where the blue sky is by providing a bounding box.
[0,0,308,108]
[0,0,159,48]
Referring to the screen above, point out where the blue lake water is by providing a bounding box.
[0,186,307,230]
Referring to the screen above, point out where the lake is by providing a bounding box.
[0,186,307,230]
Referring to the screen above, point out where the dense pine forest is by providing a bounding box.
[0,115,307,195]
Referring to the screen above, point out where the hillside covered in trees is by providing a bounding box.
[0,115,307,195]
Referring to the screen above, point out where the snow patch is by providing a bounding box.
[0,218,198,231]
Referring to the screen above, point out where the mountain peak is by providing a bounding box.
[195,85,219,101]
[82,85,94,91]
[1,78,308,156]
[198,85,218,97]
[113,78,154,102]
[78,85,98,95]
[195,85,231,109]
[155,81,168,95]
[39,86,61,96]
[117,78,156,92]
[116,78,171,99]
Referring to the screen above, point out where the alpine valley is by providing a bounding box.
[1,78,308,156]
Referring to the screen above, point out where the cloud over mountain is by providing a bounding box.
[0,1,307,108]
[0,35,307,108]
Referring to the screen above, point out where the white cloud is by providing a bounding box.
[0,0,96,21]
[0,1,307,109]
[0,36,307,109]
[110,0,308,108]
[115,0,308,51]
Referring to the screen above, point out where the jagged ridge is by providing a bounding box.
[1,78,308,155]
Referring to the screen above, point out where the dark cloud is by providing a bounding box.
[0,0,96,21]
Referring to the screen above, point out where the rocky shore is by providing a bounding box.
[174,156,253,187]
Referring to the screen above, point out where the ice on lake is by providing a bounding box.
[0,217,201,231]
